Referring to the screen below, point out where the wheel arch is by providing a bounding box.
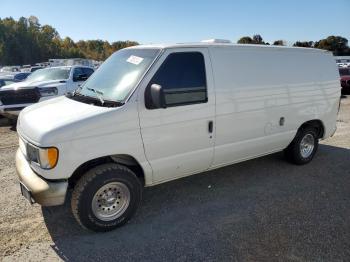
[68,154,146,188]
[299,119,325,139]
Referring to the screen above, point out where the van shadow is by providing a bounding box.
[0,117,16,130]
[0,117,10,127]
[42,144,350,262]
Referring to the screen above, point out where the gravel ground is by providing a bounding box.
[0,98,349,261]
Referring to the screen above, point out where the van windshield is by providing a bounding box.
[78,48,160,102]
[26,67,71,82]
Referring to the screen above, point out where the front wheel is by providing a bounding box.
[284,127,319,165]
[71,163,142,232]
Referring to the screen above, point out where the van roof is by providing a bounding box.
[128,42,329,54]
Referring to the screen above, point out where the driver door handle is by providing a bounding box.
[208,120,213,133]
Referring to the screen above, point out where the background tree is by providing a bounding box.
[1,16,350,66]
[237,36,254,44]
[0,16,139,65]
[237,34,266,45]
[252,34,265,44]
[236,35,349,55]
[293,41,314,48]
[273,40,285,46]
[314,36,349,55]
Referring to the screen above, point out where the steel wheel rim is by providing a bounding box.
[300,133,315,158]
[92,182,130,221]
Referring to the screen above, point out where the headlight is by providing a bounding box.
[39,87,58,97]
[27,143,59,169]
[38,147,59,169]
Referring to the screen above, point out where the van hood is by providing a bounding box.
[17,96,113,145]
[1,79,67,91]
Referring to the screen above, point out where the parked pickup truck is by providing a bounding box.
[15,40,340,232]
[0,77,18,89]
[339,67,350,95]
[0,65,94,118]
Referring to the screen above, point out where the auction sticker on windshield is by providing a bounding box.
[127,55,144,65]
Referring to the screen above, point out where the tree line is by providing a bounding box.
[237,34,350,56]
[0,16,349,66]
[0,16,138,66]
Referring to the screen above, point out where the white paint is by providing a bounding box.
[17,43,340,191]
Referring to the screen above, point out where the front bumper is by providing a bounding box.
[16,149,68,206]
[0,104,28,118]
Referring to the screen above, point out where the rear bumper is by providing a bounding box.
[16,149,68,206]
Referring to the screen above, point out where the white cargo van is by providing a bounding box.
[15,41,340,231]
[0,65,94,118]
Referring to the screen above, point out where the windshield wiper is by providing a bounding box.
[103,99,125,107]
[70,88,124,107]
[86,87,105,105]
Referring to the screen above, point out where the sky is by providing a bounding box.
[0,0,349,45]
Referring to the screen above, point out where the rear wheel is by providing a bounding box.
[284,127,319,165]
[71,163,142,232]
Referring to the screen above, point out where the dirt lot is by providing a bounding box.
[0,98,349,261]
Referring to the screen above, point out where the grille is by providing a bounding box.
[0,88,40,105]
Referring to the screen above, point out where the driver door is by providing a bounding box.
[138,48,216,184]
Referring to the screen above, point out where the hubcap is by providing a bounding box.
[91,182,130,221]
[300,133,315,158]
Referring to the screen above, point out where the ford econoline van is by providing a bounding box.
[15,40,340,231]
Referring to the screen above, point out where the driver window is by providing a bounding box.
[146,52,207,109]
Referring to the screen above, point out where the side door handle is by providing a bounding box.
[208,120,213,133]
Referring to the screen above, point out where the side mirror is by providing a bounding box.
[150,84,166,109]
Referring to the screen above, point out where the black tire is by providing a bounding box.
[284,127,319,165]
[71,163,142,232]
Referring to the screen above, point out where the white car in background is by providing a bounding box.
[0,66,21,73]
[0,65,94,118]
